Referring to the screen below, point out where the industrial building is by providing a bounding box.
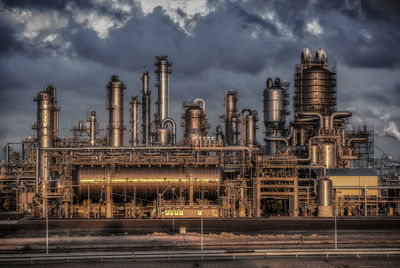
[1,48,399,219]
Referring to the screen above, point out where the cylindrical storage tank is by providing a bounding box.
[245,114,255,147]
[107,75,126,147]
[75,166,222,201]
[184,106,202,142]
[301,68,336,115]
[294,49,336,116]
[263,85,285,124]
[318,178,333,217]
[155,127,170,145]
[310,145,319,165]
[263,77,288,154]
[321,143,337,169]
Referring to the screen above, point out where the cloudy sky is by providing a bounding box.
[0,0,399,160]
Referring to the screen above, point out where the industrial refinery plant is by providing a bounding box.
[1,48,399,219]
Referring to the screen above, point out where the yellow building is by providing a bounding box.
[328,169,379,197]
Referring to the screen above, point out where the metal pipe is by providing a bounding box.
[89,111,96,146]
[130,96,140,146]
[347,137,368,147]
[155,56,172,127]
[329,112,352,129]
[141,71,151,146]
[194,98,206,115]
[240,109,252,146]
[40,145,257,154]
[162,118,176,145]
[296,112,324,129]
[263,129,292,147]
[107,75,126,147]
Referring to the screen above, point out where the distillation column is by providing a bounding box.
[107,75,126,147]
[106,75,125,217]
[155,56,172,128]
[34,85,57,217]
[224,90,239,145]
[141,71,151,146]
[130,96,140,146]
[88,111,96,146]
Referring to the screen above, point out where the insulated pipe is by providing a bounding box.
[329,112,352,129]
[194,98,206,115]
[263,126,293,147]
[162,118,176,145]
[347,137,368,147]
[130,96,140,146]
[296,112,324,129]
[240,109,252,146]
[89,111,96,146]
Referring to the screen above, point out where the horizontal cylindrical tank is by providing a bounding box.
[75,166,221,199]
[321,143,336,169]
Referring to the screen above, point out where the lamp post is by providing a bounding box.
[46,196,49,255]
[201,183,204,254]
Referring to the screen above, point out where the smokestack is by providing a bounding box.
[155,56,172,128]
[107,75,126,147]
[141,71,151,146]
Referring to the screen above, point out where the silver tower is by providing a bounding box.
[107,75,126,147]
[155,56,172,128]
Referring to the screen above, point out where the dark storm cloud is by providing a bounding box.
[363,83,400,107]
[0,0,399,157]
[0,21,20,55]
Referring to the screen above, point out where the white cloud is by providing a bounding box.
[137,0,212,34]
[4,9,68,41]
[306,19,323,35]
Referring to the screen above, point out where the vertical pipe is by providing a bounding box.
[224,90,238,145]
[155,56,172,128]
[141,71,151,146]
[130,96,140,146]
[107,75,126,147]
[89,111,96,146]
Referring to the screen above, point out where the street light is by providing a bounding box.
[201,183,204,254]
